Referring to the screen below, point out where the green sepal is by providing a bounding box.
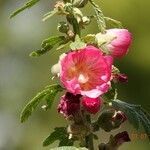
[83,34,96,45]
[70,35,86,50]
[20,84,63,123]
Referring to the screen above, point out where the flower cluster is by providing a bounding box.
[12,0,149,149]
[54,29,132,116]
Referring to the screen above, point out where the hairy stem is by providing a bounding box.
[85,115,94,150]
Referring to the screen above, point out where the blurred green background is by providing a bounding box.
[0,0,150,149]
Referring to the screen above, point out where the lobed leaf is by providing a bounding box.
[20,84,63,123]
[10,0,40,18]
[43,127,74,147]
[104,17,123,28]
[30,36,67,57]
[89,0,106,33]
[112,99,150,140]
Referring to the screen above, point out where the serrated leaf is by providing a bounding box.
[104,17,123,28]
[112,99,150,140]
[56,41,71,50]
[20,84,63,123]
[42,9,58,21]
[43,127,74,147]
[89,0,106,33]
[50,147,88,150]
[30,36,66,57]
[70,35,86,50]
[10,0,40,18]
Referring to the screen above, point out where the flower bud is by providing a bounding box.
[82,97,102,114]
[55,2,65,12]
[57,21,70,33]
[51,53,67,75]
[113,131,131,146]
[112,110,127,123]
[72,0,88,8]
[98,109,126,132]
[106,29,132,58]
[57,92,81,118]
[99,131,130,150]
[113,73,128,83]
[67,123,90,138]
[82,16,91,25]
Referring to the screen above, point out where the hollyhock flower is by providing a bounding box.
[82,97,102,114]
[57,92,81,118]
[60,45,113,98]
[106,29,132,58]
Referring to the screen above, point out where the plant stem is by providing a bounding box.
[71,17,81,36]
[85,115,94,150]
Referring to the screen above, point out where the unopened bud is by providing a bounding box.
[82,97,102,114]
[67,123,90,138]
[57,21,70,33]
[99,131,130,150]
[114,73,128,83]
[82,16,91,25]
[41,105,48,111]
[98,109,127,132]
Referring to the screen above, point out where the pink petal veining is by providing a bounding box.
[60,45,113,98]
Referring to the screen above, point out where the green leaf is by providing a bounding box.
[104,17,123,28]
[30,36,66,57]
[10,0,40,18]
[20,84,63,123]
[42,9,58,22]
[43,127,74,147]
[50,147,88,150]
[112,99,150,140]
[56,41,71,50]
[89,0,106,33]
[70,35,86,50]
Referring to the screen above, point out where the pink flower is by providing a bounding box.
[60,46,113,98]
[106,29,132,58]
[57,92,81,118]
[82,97,102,114]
